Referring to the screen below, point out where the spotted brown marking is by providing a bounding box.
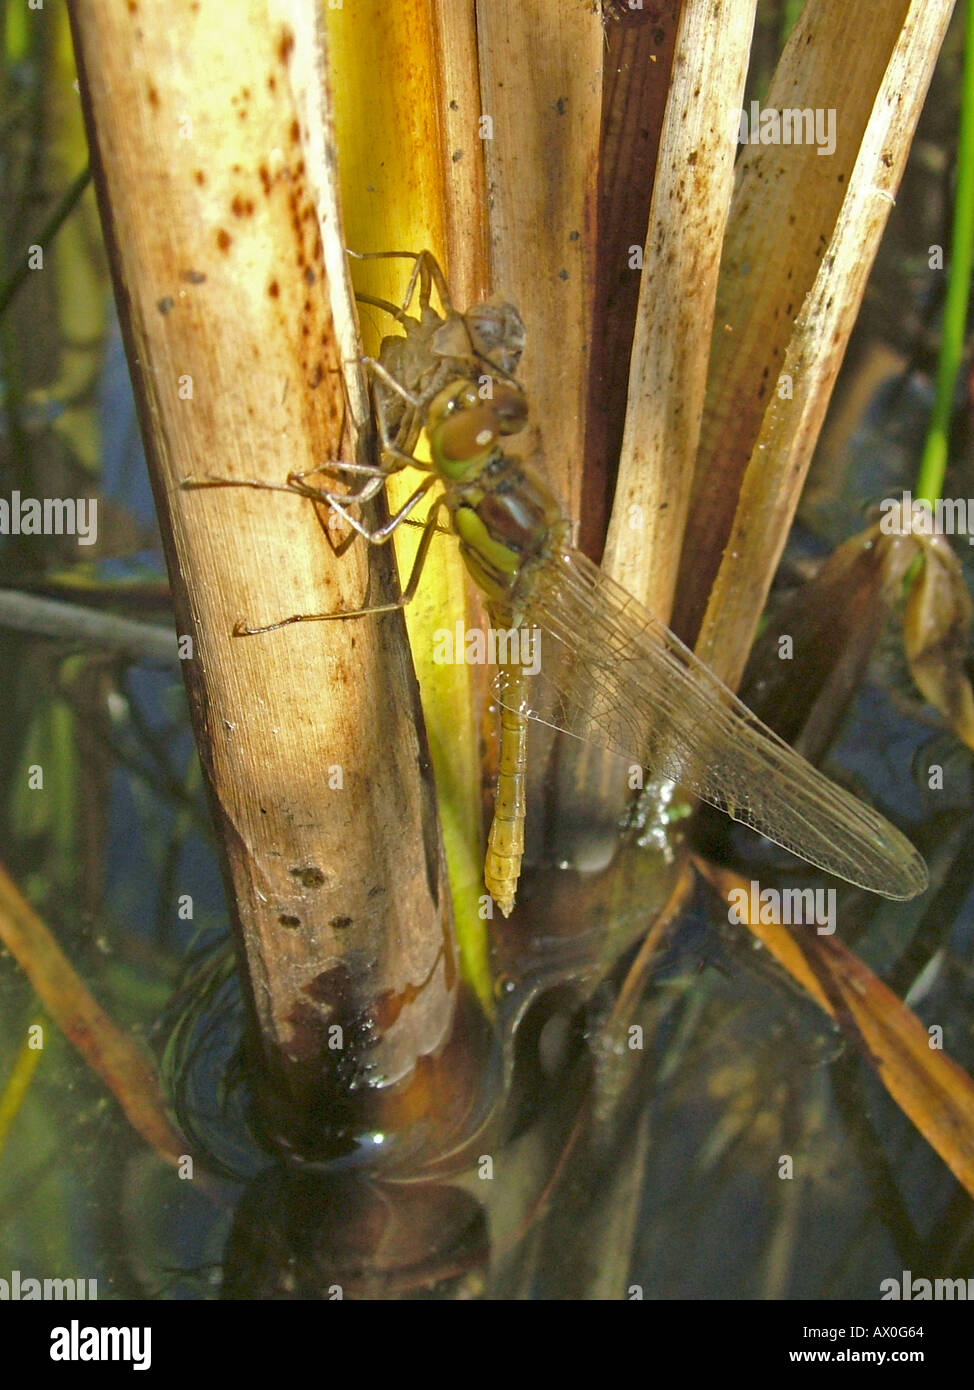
[209,75,342,437]
[290,865,326,888]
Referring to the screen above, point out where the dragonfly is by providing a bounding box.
[184,250,928,917]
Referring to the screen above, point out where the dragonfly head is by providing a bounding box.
[431,298,526,382]
[464,297,526,377]
[427,379,526,481]
[427,381,499,480]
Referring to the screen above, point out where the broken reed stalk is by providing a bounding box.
[670,0,957,688]
[477,1,604,525]
[323,0,492,999]
[601,0,757,628]
[69,0,458,1157]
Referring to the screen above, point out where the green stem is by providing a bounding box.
[915,0,974,503]
[782,0,805,45]
[0,163,91,319]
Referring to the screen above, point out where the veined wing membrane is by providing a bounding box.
[493,547,928,900]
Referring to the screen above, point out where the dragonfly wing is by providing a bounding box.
[493,547,927,900]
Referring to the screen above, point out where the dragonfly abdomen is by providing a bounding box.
[484,660,529,918]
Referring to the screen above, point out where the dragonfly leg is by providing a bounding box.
[184,444,418,505]
[347,248,427,269]
[363,358,432,471]
[181,473,342,501]
[409,250,454,318]
[318,475,387,513]
[347,248,454,318]
[291,460,391,480]
[234,496,445,634]
[361,356,426,410]
[182,467,388,515]
[324,474,437,545]
[286,457,420,510]
[374,247,436,318]
[363,359,444,484]
[371,396,431,476]
[355,291,414,333]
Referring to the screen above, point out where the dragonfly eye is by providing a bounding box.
[428,379,479,420]
[434,405,500,473]
[490,382,528,436]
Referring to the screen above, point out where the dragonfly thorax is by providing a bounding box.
[446,449,571,609]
